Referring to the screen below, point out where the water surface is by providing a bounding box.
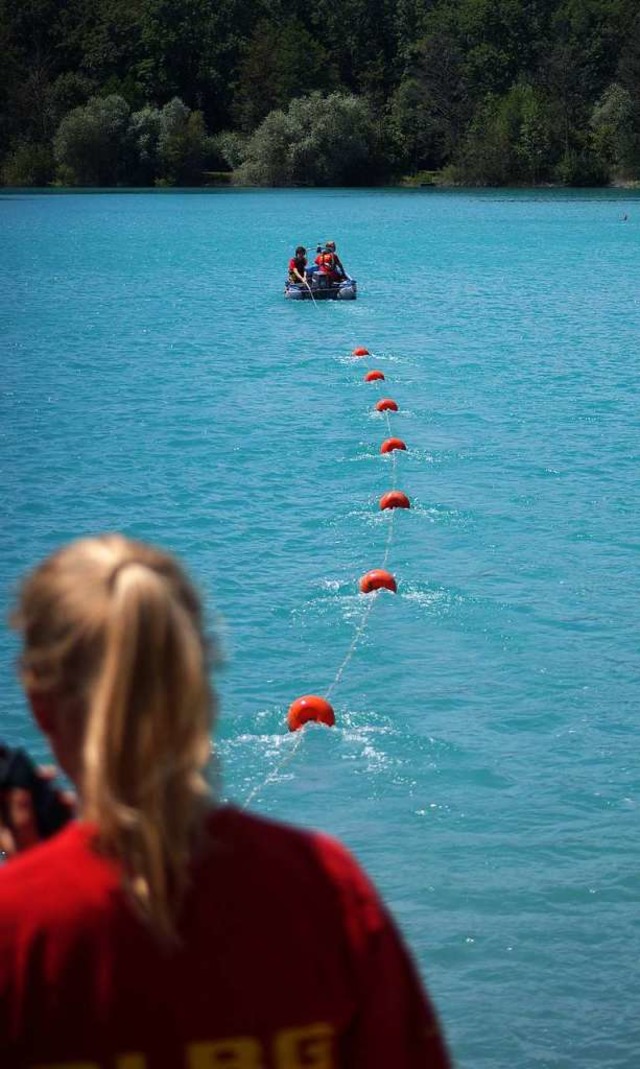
[2,187,640,1068]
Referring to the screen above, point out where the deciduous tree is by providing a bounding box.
[53,93,131,185]
[235,92,376,186]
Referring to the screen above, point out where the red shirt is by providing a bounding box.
[0,807,450,1069]
[288,257,306,280]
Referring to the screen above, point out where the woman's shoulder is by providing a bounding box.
[209,806,385,937]
[0,821,118,916]
[209,804,356,864]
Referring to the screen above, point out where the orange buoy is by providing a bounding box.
[379,491,411,510]
[380,437,407,453]
[352,346,370,357]
[359,569,397,594]
[375,398,398,412]
[364,370,385,382]
[287,695,335,732]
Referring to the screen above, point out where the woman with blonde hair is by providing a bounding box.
[0,534,450,1069]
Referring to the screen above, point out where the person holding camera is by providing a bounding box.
[0,534,450,1068]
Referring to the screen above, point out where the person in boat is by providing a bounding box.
[288,245,308,284]
[0,533,452,1069]
[315,240,347,283]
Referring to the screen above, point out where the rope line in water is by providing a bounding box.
[324,409,398,699]
[241,345,408,807]
[382,505,396,571]
[324,596,377,703]
[241,731,306,811]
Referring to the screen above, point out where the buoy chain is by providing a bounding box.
[287,345,409,732]
[242,342,412,810]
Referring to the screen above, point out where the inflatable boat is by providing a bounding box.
[284,274,357,300]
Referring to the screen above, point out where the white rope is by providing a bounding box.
[382,504,396,570]
[324,596,377,702]
[241,730,305,811]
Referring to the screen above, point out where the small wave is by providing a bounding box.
[402,586,451,611]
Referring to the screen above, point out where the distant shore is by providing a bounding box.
[3,174,640,193]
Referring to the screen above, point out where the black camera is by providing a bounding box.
[0,745,72,839]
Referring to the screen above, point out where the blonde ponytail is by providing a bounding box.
[13,535,215,942]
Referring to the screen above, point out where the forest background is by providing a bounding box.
[2,0,640,188]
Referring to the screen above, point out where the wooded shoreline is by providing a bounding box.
[3,1,639,189]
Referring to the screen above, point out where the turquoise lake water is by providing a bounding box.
[2,187,640,1067]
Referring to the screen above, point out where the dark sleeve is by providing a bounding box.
[313,834,452,1069]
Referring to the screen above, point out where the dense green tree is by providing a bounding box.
[44,72,96,130]
[1,141,54,185]
[157,97,209,185]
[394,0,436,66]
[516,83,554,182]
[617,10,640,96]
[615,12,640,176]
[553,145,609,185]
[389,32,469,171]
[215,130,249,171]
[452,83,555,185]
[0,0,92,150]
[53,93,131,185]
[137,0,254,128]
[2,0,640,186]
[309,0,398,105]
[543,0,627,155]
[50,93,215,186]
[590,83,640,178]
[449,93,516,185]
[388,78,442,172]
[54,0,145,89]
[235,92,377,186]
[137,0,213,105]
[0,8,20,154]
[424,0,554,96]
[128,103,162,184]
[232,20,339,133]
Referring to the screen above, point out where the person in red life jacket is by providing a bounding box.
[0,534,452,1069]
[314,240,347,283]
[288,245,308,284]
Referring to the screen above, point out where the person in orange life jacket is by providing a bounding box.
[315,240,346,282]
[0,533,452,1069]
[288,245,308,283]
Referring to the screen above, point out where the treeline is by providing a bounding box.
[2,0,639,187]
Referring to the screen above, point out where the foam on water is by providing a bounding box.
[2,188,640,1068]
